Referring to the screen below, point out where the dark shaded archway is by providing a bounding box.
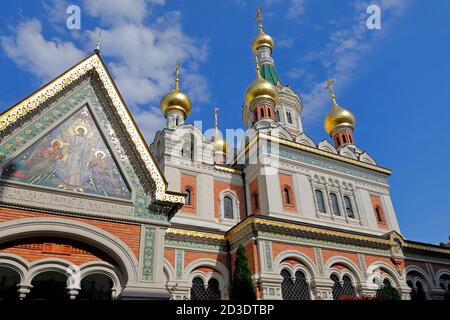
[28,271,69,300]
[79,273,113,300]
[0,267,20,301]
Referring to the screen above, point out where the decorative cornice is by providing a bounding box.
[166,227,225,241]
[226,215,392,247]
[403,241,450,255]
[258,133,392,175]
[235,133,391,176]
[214,165,242,175]
[0,52,184,206]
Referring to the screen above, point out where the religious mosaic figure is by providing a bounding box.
[1,106,131,200]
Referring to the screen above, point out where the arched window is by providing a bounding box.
[383,279,392,287]
[343,196,354,218]
[260,108,265,118]
[0,267,20,301]
[182,134,194,161]
[315,190,326,213]
[281,269,294,300]
[206,278,221,300]
[341,275,356,298]
[223,196,234,219]
[413,281,426,300]
[190,277,207,300]
[286,111,293,124]
[268,108,272,118]
[252,193,259,210]
[293,270,311,300]
[375,207,383,223]
[185,188,192,206]
[330,193,340,216]
[331,274,343,300]
[283,187,291,205]
[275,110,280,122]
[343,135,347,143]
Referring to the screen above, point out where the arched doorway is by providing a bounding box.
[28,271,69,300]
[79,274,114,300]
[0,267,20,301]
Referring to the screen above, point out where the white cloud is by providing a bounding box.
[132,107,166,143]
[298,0,410,122]
[287,0,306,19]
[1,19,85,81]
[84,12,208,108]
[1,1,209,143]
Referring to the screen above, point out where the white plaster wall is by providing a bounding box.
[164,166,181,193]
[198,173,214,220]
[382,193,401,233]
[296,174,316,219]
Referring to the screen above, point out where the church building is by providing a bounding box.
[0,10,449,300]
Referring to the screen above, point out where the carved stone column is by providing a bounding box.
[17,284,32,300]
[310,277,334,300]
[67,287,80,300]
[258,274,283,300]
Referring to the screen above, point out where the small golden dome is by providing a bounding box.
[212,129,228,154]
[324,100,355,135]
[160,63,192,118]
[160,90,192,118]
[245,64,277,106]
[252,32,274,53]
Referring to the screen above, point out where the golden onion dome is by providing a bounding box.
[324,99,355,135]
[212,129,228,154]
[252,32,274,54]
[245,63,277,106]
[160,64,192,118]
[252,8,274,53]
[211,108,228,154]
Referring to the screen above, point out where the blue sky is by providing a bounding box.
[0,0,449,245]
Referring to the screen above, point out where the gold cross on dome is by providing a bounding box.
[175,63,180,90]
[325,79,335,98]
[214,107,219,129]
[255,8,263,33]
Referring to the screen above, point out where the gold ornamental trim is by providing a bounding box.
[226,216,392,246]
[0,53,184,205]
[214,165,242,175]
[403,242,450,255]
[166,227,225,240]
[258,133,392,175]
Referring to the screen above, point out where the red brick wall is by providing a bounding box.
[271,242,316,264]
[322,249,360,268]
[0,238,116,266]
[279,174,297,213]
[183,250,228,271]
[365,254,404,273]
[214,181,245,220]
[0,206,141,259]
[180,174,197,214]
[164,247,176,270]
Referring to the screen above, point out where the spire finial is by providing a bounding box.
[175,63,180,91]
[325,79,337,104]
[255,7,263,33]
[95,29,102,52]
[214,107,219,129]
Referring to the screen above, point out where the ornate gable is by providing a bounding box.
[0,52,183,221]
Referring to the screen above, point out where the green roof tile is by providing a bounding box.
[260,63,282,86]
